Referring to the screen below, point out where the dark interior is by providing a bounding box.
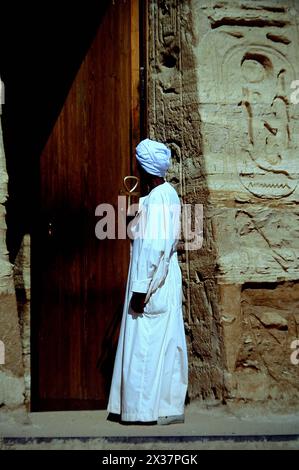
[0,0,109,261]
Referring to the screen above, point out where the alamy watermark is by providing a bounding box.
[290,339,299,365]
[95,197,203,250]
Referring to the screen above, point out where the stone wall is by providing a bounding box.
[148,0,227,402]
[13,234,31,404]
[0,105,25,408]
[148,0,299,406]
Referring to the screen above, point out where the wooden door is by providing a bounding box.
[32,0,141,411]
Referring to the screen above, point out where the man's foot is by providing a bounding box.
[157,414,185,425]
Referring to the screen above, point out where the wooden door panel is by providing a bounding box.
[32,0,140,411]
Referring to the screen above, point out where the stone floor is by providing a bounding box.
[0,402,299,450]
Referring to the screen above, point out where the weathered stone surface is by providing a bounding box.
[194,0,299,283]
[148,0,226,401]
[0,124,14,295]
[0,370,25,407]
[0,98,25,408]
[233,281,299,401]
[148,0,299,407]
[14,234,31,404]
[219,284,242,373]
[255,309,288,330]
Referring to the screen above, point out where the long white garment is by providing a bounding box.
[107,182,188,421]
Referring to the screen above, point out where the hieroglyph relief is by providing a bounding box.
[197,6,299,200]
[195,4,299,281]
[235,46,297,199]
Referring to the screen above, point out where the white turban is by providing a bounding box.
[136,138,171,177]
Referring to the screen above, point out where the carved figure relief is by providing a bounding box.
[221,44,298,199]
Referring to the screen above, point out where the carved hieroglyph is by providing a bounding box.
[232,46,297,199]
[197,5,299,197]
[192,0,299,403]
[195,0,299,283]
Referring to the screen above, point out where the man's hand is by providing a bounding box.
[131,292,146,313]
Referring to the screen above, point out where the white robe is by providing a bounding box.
[107,181,188,422]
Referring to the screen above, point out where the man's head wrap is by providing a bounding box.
[136,138,171,177]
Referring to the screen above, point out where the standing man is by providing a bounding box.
[107,138,188,425]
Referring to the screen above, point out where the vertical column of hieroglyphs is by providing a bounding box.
[148,0,226,401]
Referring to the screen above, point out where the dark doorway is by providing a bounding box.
[1,0,144,411]
[32,0,142,411]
